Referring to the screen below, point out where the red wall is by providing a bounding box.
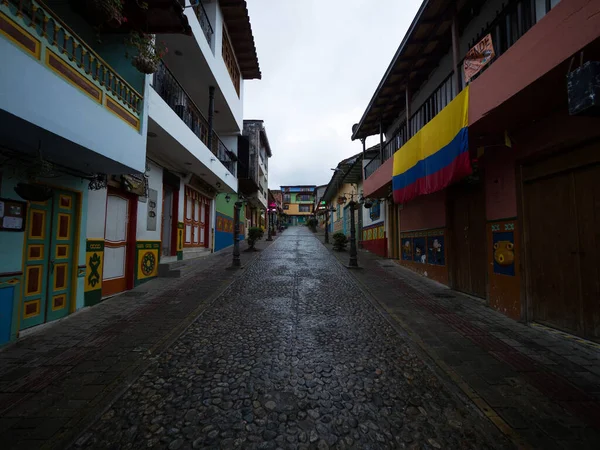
[400,190,446,231]
[363,158,393,198]
[469,0,600,126]
[484,147,517,221]
[362,239,387,258]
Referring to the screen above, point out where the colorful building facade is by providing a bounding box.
[281,185,317,225]
[0,0,262,345]
[352,0,600,341]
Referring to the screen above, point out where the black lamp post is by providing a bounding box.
[232,196,244,268]
[266,208,273,241]
[348,200,358,268]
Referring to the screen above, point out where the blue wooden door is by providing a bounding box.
[21,199,53,329]
[46,190,76,322]
[21,190,77,329]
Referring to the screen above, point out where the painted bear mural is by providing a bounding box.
[493,240,514,266]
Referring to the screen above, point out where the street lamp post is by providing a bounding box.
[266,208,273,241]
[324,206,333,244]
[232,198,243,268]
[348,200,358,267]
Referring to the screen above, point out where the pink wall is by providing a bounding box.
[400,190,446,231]
[363,158,393,198]
[469,0,600,126]
[484,147,517,221]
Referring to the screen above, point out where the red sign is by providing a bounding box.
[464,34,495,83]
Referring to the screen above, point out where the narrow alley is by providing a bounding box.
[2,228,599,449]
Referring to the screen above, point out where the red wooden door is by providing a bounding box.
[448,182,487,298]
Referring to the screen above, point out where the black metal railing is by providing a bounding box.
[153,61,235,176]
[466,0,540,83]
[193,0,214,46]
[364,158,382,179]
[364,0,555,180]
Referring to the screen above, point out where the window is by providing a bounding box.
[283,204,289,210]
[370,201,381,220]
[299,205,311,213]
[296,194,312,202]
[283,194,291,203]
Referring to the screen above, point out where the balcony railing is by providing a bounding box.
[364,1,552,180]
[364,158,382,179]
[2,0,143,121]
[192,0,214,46]
[153,60,235,176]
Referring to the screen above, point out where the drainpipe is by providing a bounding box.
[361,138,366,180]
[451,15,461,93]
[207,86,215,153]
[379,121,384,164]
[405,88,411,138]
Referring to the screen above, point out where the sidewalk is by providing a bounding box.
[317,232,600,449]
[0,236,278,450]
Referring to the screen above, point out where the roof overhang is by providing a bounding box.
[104,0,192,35]
[351,0,482,140]
[220,0,261,80]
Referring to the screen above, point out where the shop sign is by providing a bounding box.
[464,34,495,83]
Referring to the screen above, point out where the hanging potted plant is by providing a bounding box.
[128,32,167,74]
[12,153,55,202]
[84,0,125,28]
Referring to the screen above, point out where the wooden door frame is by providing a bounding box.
[161,187,179,257]
[104,187,138,294]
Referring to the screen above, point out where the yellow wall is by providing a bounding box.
[285,203,313,215]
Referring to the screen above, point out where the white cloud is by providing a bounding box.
[244,0,422,188]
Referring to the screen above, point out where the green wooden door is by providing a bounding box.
[21,190,77,328]
[46,190,76,322]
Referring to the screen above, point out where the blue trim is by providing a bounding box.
[392,127,468,191]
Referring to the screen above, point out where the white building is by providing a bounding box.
[0,0,260,344]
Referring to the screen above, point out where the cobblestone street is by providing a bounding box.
[77,227,508,450]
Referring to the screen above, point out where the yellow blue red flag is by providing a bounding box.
[393,86,471,204]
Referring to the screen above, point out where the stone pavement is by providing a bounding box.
[320,232,600,449]
[75,227,509,450]
[0,237,275,450]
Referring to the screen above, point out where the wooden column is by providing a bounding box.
[451,16,461,93]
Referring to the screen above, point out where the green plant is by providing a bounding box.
[307,218,318,232]
[86,0,125,27]
[128,32,167,74]
[247,227,264,250]
[332,232,348,251]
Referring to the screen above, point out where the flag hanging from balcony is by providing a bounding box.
[392,86,472,204]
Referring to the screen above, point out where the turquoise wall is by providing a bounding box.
[44,1,145,93]
[0,171,88,309]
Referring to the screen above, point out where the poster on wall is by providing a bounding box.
[492,227,516,276]
[0,197,26,232]
[464,34,495,83]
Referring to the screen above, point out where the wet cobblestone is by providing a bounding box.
[78,228,510,449]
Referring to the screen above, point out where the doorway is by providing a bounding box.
[522,143,600,340]
[21,189,78,330]
[102,188,137,297]
[161,187,174,256]
[448,181,487,298]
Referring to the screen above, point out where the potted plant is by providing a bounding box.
[247,226,264,251]
[307,217,318,232]
[85,0,125,28]
[332,232,348,252]
[128,32,167,74]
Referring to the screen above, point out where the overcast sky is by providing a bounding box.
[243,0,421,190]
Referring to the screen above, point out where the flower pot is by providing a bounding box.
[14,183,53,202]
[85,0,123,27]
[132,55,158,74]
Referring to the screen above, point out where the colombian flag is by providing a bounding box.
[392,86,472,204]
